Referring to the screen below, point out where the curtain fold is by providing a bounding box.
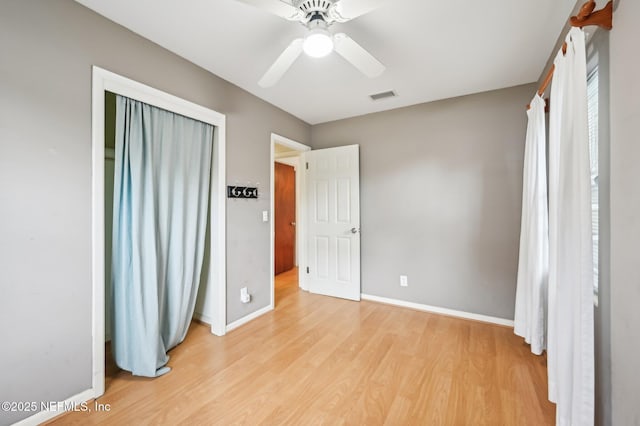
[111,96,213,377]
[547,27,594,426]
[514,94,549,356]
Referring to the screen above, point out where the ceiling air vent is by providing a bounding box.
[369,90,396,101]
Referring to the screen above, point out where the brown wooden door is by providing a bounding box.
[275,162,296,275]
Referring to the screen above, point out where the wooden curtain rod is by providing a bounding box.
[527,0,613,109]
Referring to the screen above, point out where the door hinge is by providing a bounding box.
[306,266,309,274]
[306,162,309,170]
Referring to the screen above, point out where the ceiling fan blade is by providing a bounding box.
[259,38,304,87]
[333,33,385,78]
[333,0,388,21]
[235,0,301,20]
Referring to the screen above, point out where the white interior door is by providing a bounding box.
[305,145,360,301]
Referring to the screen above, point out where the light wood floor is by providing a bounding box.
[47,268,554,425]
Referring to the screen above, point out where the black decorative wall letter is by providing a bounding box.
[227,186,258,199]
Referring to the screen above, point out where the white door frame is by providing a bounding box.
[270,134,311,307]
[91,66,227,399]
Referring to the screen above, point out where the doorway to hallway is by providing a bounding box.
[270,134,310,308]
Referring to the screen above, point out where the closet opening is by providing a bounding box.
[91,67,226,397]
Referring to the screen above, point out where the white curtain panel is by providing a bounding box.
[547,27,595,426]
[514,94,549,356]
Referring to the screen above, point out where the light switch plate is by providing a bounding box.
[262,210,268,222]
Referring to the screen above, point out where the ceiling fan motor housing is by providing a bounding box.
[296,0,334,14]
[291,0,344,24]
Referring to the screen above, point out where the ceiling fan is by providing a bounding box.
[237,0,387,87]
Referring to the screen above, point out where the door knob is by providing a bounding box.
[291,222,296,226]
[350,227,360,234]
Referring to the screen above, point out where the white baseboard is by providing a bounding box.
[193,311,214,325]
[361,294,514,327]
[12,388,96,426]
[226,304,273,333]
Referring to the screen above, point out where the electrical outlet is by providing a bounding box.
[240,287,251,303]
[262,210,268,222]
[400,275,408,287]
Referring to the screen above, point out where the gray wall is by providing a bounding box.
[0,1,309,424]
[311,84,534,320]
[609,0,640,424]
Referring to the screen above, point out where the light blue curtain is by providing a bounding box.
[111,95,213,377]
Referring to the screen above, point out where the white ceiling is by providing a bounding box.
[76,0,576,124]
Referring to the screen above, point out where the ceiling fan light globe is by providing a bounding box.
[303,30,334,58]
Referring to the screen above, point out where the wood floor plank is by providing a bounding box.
[46,268,555,425]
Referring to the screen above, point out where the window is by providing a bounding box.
[587,66,599,301]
